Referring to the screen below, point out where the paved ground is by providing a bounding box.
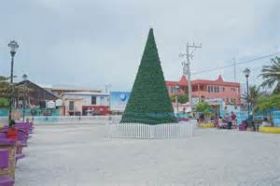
[16,123,280,186]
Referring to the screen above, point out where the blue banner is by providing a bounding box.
[110,91,130,112]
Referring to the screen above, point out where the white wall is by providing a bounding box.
[63,93,109,106]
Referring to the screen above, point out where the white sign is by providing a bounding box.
[55,99,63,107]
[47,100,55,109]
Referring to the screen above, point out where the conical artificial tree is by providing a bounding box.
[121,28,177,124]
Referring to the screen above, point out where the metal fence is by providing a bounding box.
[236,110,280,127]
[32,115,122,124]
[272,111,280,127]
[0,115,122,125]
[236,112,248,125]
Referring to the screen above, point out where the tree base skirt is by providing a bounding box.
[259,126,280,134]
[198,122,215,128]
[109,121,196,139]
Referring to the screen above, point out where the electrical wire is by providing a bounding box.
[192,51,280,75]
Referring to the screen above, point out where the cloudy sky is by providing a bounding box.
[0,0,279,91]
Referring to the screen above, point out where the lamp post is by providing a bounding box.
[22,74,28,122]
[8,40,19,127]
[243,68,250,119]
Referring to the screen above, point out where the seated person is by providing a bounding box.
[6,120,18,140]
[224,113,232,129]
[261,117,271,127]
[218,116,226,128]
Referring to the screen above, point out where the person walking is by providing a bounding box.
[225,113,232,129]
[231,111,237,128]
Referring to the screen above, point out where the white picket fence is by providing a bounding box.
[109,120,196,139]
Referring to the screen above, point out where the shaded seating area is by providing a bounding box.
[0,121,34,186]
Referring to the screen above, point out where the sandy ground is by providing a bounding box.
[15,123,280,186]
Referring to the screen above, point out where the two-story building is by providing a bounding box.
[166,75,241,105]
[47,87,110,116]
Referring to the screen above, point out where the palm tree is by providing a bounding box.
[242,85,261,113]
[248,86,260,112]
[260,56,280,93]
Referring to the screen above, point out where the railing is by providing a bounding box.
[0,117,8,124]
[236,112,266,124]
[236,111,280,127]
[272,111,280,127]
[236,111,248,125]
[31,115,122,124]
[109,120,196,139]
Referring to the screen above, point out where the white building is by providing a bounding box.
[45,86,110,116]
[63,92,110,115]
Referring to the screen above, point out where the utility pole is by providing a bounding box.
[105,84,111,94]
[180,42,202,112]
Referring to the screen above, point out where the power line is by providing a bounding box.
[192,51,280,75]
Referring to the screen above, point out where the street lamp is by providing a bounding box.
[22,74,28,122]
[243,68,250,119]
[8,40,19,127]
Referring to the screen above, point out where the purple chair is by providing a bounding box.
[0,130,26,162]
[0,138,16,146]
[15,121,33,132]
[0,176,14,186]
[239,120,248,131]
[0,123,31,162]
[13,130,27,161]
[16,153,25,161]
[0,150,14,186]
[17,130,28,146]
[0,150,9,168]
[0,133,6,139]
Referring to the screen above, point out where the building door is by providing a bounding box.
[69,101,74,111]
[91,96,96,105]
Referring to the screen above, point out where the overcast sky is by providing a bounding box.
[0,0,279,91]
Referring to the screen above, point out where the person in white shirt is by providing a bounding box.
[261,117,271,127]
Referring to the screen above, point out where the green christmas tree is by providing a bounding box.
[121,28,177,124]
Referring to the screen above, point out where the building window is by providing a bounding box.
[214,86,219,93]
[207,86,220,93]
[91,96,96,105]
[231,88,236,92]
[170,86,179,94]
[223,87,225,92]
[69,101,74,111]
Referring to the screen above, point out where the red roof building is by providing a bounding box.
[166,75,241,105]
